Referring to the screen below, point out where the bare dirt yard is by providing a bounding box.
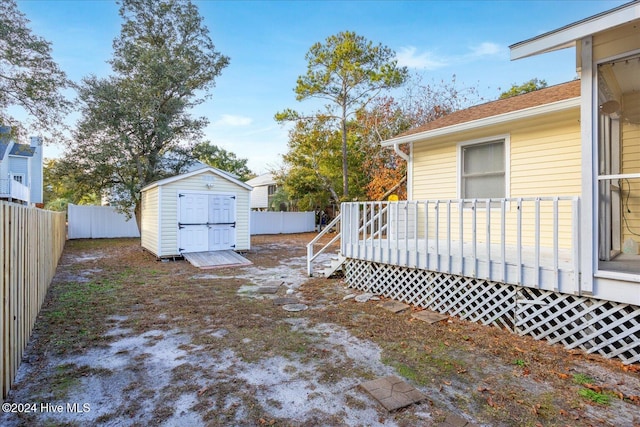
[1,233,639,426]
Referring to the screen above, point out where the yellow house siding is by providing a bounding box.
[141,187,160,256]
[510,110,582,197]
[409,108,581,249]
[412,142,457,200]
[621,91,640,244]
[592,21,640,63]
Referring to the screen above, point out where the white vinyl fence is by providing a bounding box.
[68,204,140,239]
[251,211,315,235]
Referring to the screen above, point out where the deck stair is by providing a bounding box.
[320,254,346,278]
[307,213,342,276]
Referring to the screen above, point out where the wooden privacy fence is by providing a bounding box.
[0,202,66,402]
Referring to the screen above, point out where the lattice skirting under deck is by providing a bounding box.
[344,259,640,365]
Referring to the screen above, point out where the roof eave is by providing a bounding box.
[510,1,640,60]
[382,97,580,147]
[141,167,253,192]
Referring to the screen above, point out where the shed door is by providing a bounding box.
[179,193,209,253]
[209,194,236,251]
[179,193,236,253]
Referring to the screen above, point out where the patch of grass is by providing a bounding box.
[513,358,527,367]
[388,360,420,383]
[578,388,610,405]
[49,364,113,400]
[572,373,595,385]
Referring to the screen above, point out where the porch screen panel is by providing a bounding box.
[462,140,505,199]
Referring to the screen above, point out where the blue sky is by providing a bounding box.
[17,0,627,174]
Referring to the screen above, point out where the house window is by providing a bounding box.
[12,174,24,184]
[267,184,277,196]
[460,139,506,199]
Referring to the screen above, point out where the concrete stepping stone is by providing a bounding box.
[273,297,299,306]
[282,303,308,312]
[436,412,479,427]
[360,375,426,412]
[355,293,375,303]
[412,309,449,324]
[257,286,280,294]
[378,300,410,314]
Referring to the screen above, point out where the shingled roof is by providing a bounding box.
[393,79,581,140]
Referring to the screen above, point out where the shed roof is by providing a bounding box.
[382,80,580,146]
[141,166,253,192]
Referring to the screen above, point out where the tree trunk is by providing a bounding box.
[341,115,349,199]
[134,201,142,235]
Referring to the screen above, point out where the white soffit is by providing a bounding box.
[510,1,640,60]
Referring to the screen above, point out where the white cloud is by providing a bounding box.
[213,114,253,127]
[468,42,504,58]
[396,46,448,70]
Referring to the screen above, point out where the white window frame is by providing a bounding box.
[10,173,25,185]
[457,134,510,201]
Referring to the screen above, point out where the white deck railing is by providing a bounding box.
[0,179,30,204]
[306,213,342,276]
[341,197,581,295]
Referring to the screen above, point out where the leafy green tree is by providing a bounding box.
[277,31,408,199]
[0,0,71,138]
[356,75,481,200]
[192,141,254,181]
[62,0,229,226]
[277,115,368,211]
[43,158,100,209]
[499,78,547,99]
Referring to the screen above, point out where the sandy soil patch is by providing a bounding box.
[1,234,639,426]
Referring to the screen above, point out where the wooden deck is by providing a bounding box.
[183,250,252,269]
[345,237,578,294]
[339,198,581,295]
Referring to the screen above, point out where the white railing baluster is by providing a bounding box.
[435,201,440,271]
[458,200,464,275]
[472,199,477,277]
[404,202,409,266]
[534,198,540,288]
[517,198,523,285]
[486,199,491,280]
[413,202,418,268]
[424,200,429,270]
[501,199,506,283]
[572,198,581,295]
[553,197,559,291]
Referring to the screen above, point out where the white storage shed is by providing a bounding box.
[140,167,252,258]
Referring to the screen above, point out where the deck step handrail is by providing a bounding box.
[306,213,342,276]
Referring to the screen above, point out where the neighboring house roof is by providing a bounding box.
[383,80,581,146]
[246,173,275,187]
[9,143,35,157]
[510,0,640,60]
[141,166,253,192]
[0,141,8,160]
